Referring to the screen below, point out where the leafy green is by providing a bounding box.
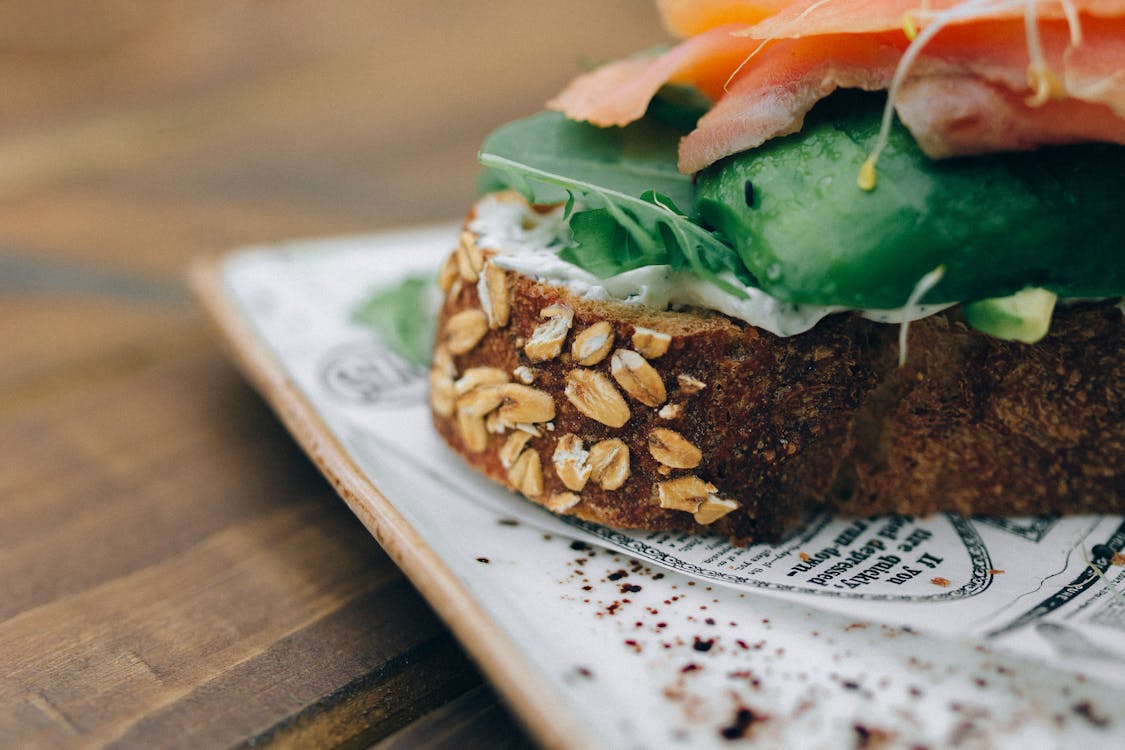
[351,275,439,367]
[479,110,753,296]
[480,109,693,207]
[645,83,711,131]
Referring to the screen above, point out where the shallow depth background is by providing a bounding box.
[0,2,665,747]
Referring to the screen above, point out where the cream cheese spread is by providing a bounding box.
[469,193,952,338]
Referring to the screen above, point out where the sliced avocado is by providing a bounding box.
[693,91,1125,309]
[962,288,1058,343]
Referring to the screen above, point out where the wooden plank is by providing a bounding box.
[0,184,384,280]
[103,588,484,748]
[0,0,663,272]
[0,0,657,136]
[232,634,484,749]
[373,685,537,750]
[0,297,193,406]
[0,344,511,747]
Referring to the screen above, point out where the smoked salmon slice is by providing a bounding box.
[679,16,1125,171]
[546,24,760,127]
[656,0,788,37]
[674,33,903,172]
[550,0,1125,173]
[745,0,1125,39]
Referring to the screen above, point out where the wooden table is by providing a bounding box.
[0,2,662,746]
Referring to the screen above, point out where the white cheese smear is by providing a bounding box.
[469,193,953,338]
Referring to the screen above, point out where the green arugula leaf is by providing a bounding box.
[479,109,754,297]
[562,208,666,275]
[646,83,711,131]
[480,110,693,208]
[351,275,439,367]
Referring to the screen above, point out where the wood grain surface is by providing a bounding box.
[0,2,663,747]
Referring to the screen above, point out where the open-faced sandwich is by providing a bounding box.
[429,0,1125,543]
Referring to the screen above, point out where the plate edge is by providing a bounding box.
[187,252,605,750]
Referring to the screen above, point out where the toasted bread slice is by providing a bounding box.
[430,199,1125,543]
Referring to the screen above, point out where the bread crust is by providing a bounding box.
[430,209,1125,544]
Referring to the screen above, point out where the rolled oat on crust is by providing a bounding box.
[431,210,1125,544]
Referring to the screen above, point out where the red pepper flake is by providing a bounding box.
[681,662,701,673]
[853,724,894,749]
[931,577,951,587]
[620,583,642,594]
[1073,701,1110,728]
[719,707,768,740]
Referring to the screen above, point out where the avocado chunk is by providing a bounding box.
[962,288,1058,343]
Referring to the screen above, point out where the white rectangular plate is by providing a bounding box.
[192,227,1125,749]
